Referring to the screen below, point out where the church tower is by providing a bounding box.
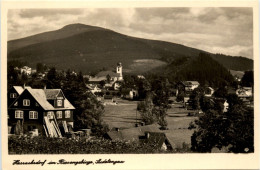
[116,62,123,81]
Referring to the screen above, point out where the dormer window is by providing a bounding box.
[10,93,17,98]
[23,99,30,106]
[57,100,62,106]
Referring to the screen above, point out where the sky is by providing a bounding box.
[8,7,253,59]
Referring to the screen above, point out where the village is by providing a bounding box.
[7,61,254,153]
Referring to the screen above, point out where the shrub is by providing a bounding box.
[8,136,192,154]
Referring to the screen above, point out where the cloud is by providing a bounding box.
[7,7,253,59]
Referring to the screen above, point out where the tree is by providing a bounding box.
[106,74,111,83]
[213,87,228,98]
[36,63,44,73]
[61,69,108,136]
[191,94,254,153]
[189,87,205,110]
[137,99,157,125]
[45,67,61,88]
[241,71,253,87]
[99,80,106,88]
[137,78,170,129]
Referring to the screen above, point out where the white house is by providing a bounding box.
[180,81,200,92]
[88,62,124,84]
[121,88,139,100]
[236,87,252,98]
[20,66,32,75]
[86,84,102,94]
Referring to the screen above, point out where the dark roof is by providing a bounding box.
[106,124,161,142]
[181,81,200,86]
[141,132,166,149]
[96,71,120,78]
[165,129,194,149]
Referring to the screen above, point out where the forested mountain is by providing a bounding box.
[8,24,253,74]
[161,53,235,87]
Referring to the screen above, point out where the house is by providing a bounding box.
[8,87,75,136]
[183,96,190,108]
[88,62,124,84]
[140,132,173,151]
[8,86,31,107]
[137,75,145,79]
[105,124,174,151]
[236,87,252,98]
[121,88,139,100]
[204,87,214,97]
[37,73,46,79]
[165,129,194,149]
[112,81,121,90]
[20,66,32,75]
[86,84,102,95]
[177,81,200,93]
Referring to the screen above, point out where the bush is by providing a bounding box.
[8,136,191,154]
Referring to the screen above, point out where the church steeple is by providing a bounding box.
[116,62,123,80]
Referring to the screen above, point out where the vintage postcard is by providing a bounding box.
[1,0,259,169]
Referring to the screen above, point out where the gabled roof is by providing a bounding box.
[13,86,31,95]
[27,89,54,110]
[142,132,166,148]
[10,88,75,110]
[242,87,252,90]
[89,76,106,82]
[96,71,120,78]
[106,124,161,142]
[182,81,200,86]
[44,89,64,99]
[165,129,194,149]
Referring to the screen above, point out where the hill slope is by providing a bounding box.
[162,53,235,87]
[8,24,253,73]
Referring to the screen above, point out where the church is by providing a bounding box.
[88,62,123,83]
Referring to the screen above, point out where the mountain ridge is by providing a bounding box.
[8,23,253,73]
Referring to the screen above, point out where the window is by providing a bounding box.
[47,111,54,119]
[57,100,62,107]
[14,101,18,106]
[56,111,62,119]
[23,99,30,106]
[65,110,70,118]
[15,110,23,119]
[29,111,38,119]
[10,93,17,98]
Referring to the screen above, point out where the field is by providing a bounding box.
[103,98,197,147]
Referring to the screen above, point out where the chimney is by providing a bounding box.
[140,122,145,126]
[44,85,46,90]
[23,83,26,89]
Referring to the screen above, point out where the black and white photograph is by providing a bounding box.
[1,1,259,169]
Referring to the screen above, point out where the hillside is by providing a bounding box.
[8,24,253,73]
[161,53,235,87]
